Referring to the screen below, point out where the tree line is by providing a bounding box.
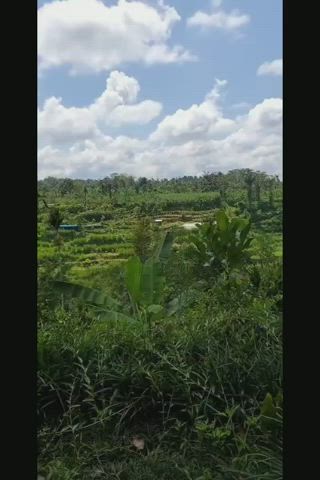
[38,168,281,203]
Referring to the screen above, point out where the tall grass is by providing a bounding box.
[38,282,282,478]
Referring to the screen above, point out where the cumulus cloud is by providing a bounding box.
[38,71,162,146]
[38,136,147,179]
[187,4,250,32]
[107,101,163,127]
[150,79,236,144]
[38,98,97,146]
[257,59,283,76]
[38,0,195,74]
[38,79,282,179]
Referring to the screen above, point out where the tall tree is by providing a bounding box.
[100,177,114,199]
[135,177,148,194]
[266,177,276,207]
[83,186,88,209]
[47,207,64,247]
[59,178,74,196]
[244,170,255,206]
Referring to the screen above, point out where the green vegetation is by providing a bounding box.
[38,169,282,479]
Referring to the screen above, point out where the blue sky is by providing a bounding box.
[38,0,282,179]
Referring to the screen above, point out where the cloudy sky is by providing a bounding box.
[38,0,282,179]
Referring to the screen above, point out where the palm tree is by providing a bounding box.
[244,170,255,206]
[100,177,113,200]
[47,207,64,247]
[266,177,276,207]
[254,172,268,202]
[83,186,88,210]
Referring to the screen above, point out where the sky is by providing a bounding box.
[38,0,283,179]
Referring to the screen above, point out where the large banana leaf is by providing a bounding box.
[125,256,165,308]
[52,229,173,322]
[125,256,143,304]
[140,257,165,306]
[215,209,229,231]
[52,281,119,310]
[239,219,252,245]
[154,231,175,261]
[96,310,136,323]
[52,281,135,322]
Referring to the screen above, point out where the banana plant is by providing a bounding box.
[124,255,166,327]
[51,231,175,324]
[184,208,253,275]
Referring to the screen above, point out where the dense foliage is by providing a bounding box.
[38,169,282,479]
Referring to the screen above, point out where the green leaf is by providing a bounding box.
[239,219,252,244]
[166,290,190,316]
[125,256,143,303]
[147,304,164,314]
[52,281,119,310]
[97,310,136,323]
[140,258,164,306]
[260,393,277,418]
[154,231,175,261]
[166,297,179,316]
[215,210,229,231]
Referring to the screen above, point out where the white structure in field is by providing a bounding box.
[182,222,202,231]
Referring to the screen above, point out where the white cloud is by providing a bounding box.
[38,71,162,146]
[108,101,163,127]
[38,98,97,146]
[150,79,236,144]
[38,136,146,179]
[257,59,283,76]
[216,98,282,174]
[187,6,250,32]
[38,80,282,179]
[38,0,195,74]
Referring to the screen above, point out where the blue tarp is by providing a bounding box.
[59,225,80,231]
